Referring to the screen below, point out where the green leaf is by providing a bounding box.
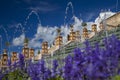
[24,38,29,43]
[82,22,87,27]
[48,76,64,80]
[5,42,10,47]
[112,75,120,80]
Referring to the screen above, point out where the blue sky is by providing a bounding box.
[0,0,119,54]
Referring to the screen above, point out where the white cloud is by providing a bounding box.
[95,11,115,24]
[12,34,25,46]
[86,22,94,30]
[12,11,116,54]
[26,24,58,49]
[73,16,83,30]
[94,11,115,30]
[85,12,96,21]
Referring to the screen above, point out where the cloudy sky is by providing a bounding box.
[0,0,119,54]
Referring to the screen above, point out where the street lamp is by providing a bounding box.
[99,10,108,40]
[103,11,109,40]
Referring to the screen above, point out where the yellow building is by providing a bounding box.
[105,12,120,27]
[22,47,29,59]
[83,27,89,39]
[11,52,18,64]
[22,40,29,59]
[55,28,63,47]
[55,36,63,46]
[41,41,48,54]
[92,24,97,33]
[67,25,76,41]
[1,49,8,67]
[29,48,34,58]
[99,23,104,30]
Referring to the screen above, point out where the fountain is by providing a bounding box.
[24,10,41,26]
[12,10,42,42]
[0,26,10,55]
[13,23,25,38]
[64,2,75,26]
[11,23,25,51]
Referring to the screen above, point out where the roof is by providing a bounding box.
[102,12,120,27]
[83,27,88,32]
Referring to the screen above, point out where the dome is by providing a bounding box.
[83,27,88,32]
[3,54,8,56]
[92,24,97,27]
[92,24,97,31]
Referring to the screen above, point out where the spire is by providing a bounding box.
[38,50,40,54]
[92,24,97,33]
[3,49,7,54]
[24,37,29,48]
[70,24,74,32]
[82,22,87,27]
[57,28,61,35]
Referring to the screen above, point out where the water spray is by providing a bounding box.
[0,26,10,56]
[12,23,25,51]
[64,2,75,26]
[24,10,41,26]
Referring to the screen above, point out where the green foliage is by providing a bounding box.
[48,76,64,80]
[24,38,29,43]
[5,42,10,47]
[2,70,28,80]
[38,50,40,54]
[70,24,74,28]
[57,28,61,34]
[112,75,120,80]
[82,22,87,27]
[2,74,8,80]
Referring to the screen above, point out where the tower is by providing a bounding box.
[1,49,8,67]
[83,27,89,39]
[29,48,34,58]
[92,24,97,33]
[55,28,63,47]
[41,41,48,54]
[11,52,18,64]
[22,38,29,60]
[68,25,76,41]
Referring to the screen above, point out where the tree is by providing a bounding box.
[24,38,29,44]
[38,50,40,54]
[70,24,74,28]
[57,28,61,35]
[70,24,74,32]
[5,42,10,48]
[82,22,87,27]
[5,42,10,56]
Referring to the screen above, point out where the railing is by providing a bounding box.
[1,27,120,78]
[44,27,120,68]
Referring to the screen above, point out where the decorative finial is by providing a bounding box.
[3,49,7,54]
[82,22,87,27]
[70,24,74,32]
[57,28,61,35]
